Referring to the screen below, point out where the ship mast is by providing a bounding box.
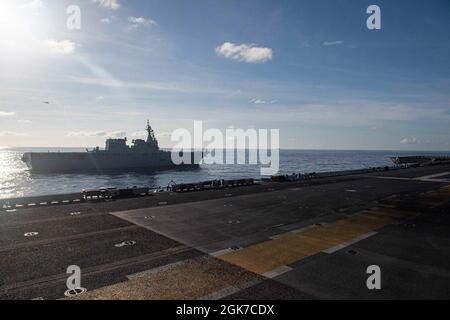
[146,120,159,149]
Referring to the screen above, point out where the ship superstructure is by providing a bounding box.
[22,121,201,173]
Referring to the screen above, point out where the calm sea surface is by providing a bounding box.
[1,148,449,199]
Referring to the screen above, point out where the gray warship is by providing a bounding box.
[22,121,202,173]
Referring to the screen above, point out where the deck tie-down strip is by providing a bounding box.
[216,208,414,275]
[66,255,260,300]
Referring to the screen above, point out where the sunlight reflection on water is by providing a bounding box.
[1,149,449,199]
[0,151,31,198]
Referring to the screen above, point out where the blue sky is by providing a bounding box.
[0,0,449,150]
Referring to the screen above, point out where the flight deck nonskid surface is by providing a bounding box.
[1,164,450,300]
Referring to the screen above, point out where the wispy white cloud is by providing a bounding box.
[131,131,169,139]
[199,101,450,127]
[156,132,172,138]
[323,40,344,46]
[400,136,420,145]
[128,16,158,30]
[248,98,278,105]
[67,130,126,138]
[286,103,449,125]
[109,131,127,138]
[100,16,118,24]
[19,0,43,10]
[70,76,178,91]
[92,0,120,10]
[67,131,105,137]
[43,40,76,54]
[69,76,225,94]
[0,131,27,137]
[215,42,273,64]
[0,111,15,117]
[18,120,32,124]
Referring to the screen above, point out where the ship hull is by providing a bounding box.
[391,156,450,165]
[22,151,202,174]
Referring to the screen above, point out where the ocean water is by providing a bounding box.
[1,148,449,199]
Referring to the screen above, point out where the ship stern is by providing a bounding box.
[21,152,33,169]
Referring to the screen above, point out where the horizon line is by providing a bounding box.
[2,146,450,153]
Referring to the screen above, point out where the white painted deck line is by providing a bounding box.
[322,232,378,254]
[370,175,450,183]
[416,172,450,180]
[126,261,186,280]
[372,176,416,181]
[262,265,294,279]
[419,179,450,183]
[269,224,321,240]
[199,278,263,300]
[210,247,243,257]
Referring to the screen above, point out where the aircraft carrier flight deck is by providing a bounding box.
[1,163,450,300]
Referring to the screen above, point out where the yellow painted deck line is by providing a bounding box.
[420,186,450,205]
[218,210,405,275]
[368,208,419,219]
[422,185,450,196]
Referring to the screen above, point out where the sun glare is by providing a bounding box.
[0,1,44,54]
